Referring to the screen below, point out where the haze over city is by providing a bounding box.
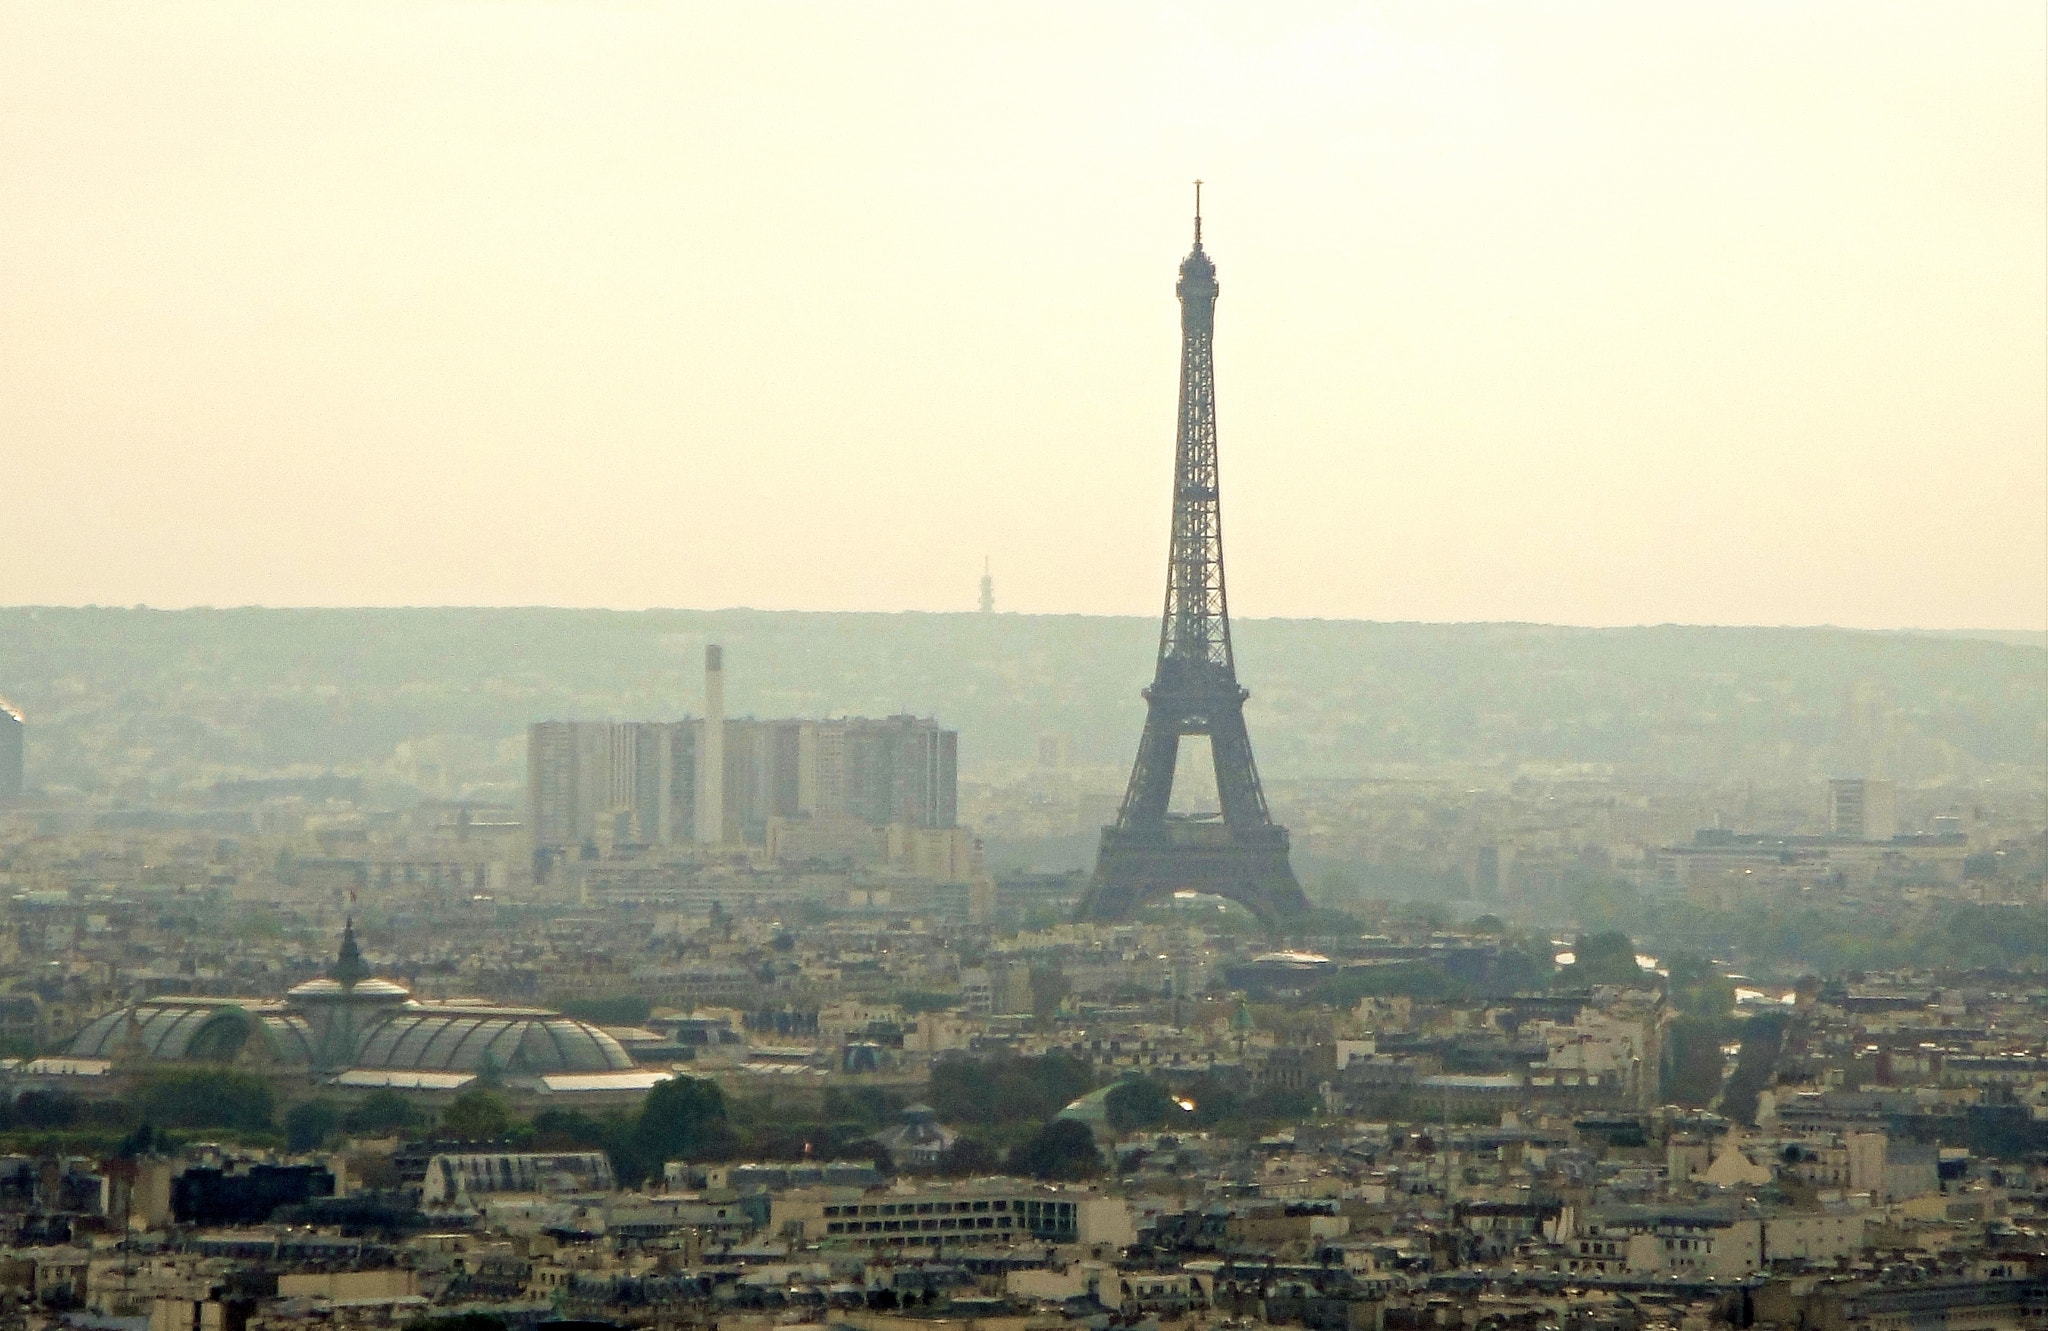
[4,2,2043,628]
[0,7,2046,1326]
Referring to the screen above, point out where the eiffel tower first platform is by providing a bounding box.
[1076,191,1309,929]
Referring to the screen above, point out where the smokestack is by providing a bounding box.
[696,645,725,846]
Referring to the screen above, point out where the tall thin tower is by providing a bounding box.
[1076,188,1307,927]
[696,645,725,845]
[978,558,994,615]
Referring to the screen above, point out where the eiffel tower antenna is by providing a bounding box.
[1077,194,1306,929]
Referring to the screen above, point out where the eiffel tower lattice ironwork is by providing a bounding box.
[1077,190,1308,928]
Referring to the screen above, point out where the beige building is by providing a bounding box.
[771,1180,1133,1251]
[1565,1208,1761,1278]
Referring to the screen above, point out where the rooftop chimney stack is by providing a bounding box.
[697,645,725,846]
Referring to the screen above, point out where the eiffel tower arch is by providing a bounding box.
[1076,192,1309,929]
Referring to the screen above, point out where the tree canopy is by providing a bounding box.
[134,1070,274,1133]
[1006,1119,1103,1181]
[439,1089,516,1141]
[927,1053,1095,1130]
[1560,932,1647,988]
[1104,1077,1179,1133]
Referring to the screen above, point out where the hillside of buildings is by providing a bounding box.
[1,606,2041,804]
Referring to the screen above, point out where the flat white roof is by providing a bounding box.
[331,1069,477,1090]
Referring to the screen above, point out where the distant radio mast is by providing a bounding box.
[978,558,994,615]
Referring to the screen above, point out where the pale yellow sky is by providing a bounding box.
[3,2,2043,628]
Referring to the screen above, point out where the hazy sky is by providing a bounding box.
[4,3,2043,628]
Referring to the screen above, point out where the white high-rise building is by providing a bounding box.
[527,642,958,859]
[1829,778,1897,841]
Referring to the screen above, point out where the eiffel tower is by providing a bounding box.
[1076,189,1308,928]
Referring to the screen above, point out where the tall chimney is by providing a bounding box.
[696,645,725,845]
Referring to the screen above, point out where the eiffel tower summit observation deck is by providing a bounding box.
[1076,189,1310,929]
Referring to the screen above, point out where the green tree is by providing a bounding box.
[530,1108,612,1150]
[1311,961,1468,1005]
[1662,1017,1726,1108]
[439,1088,517,1141]
[135,1070,274,1132]
[1559,932,1645,988]
[937,1138,1000,1178]
[820,1086,896,1128]
[927,1053,1095,1128]
[1180,1076,1242,1131]
[1721,1011,1791,1126]
[1664,952,1737,1019]
[342,1089,424,1137]
[1488,936,1557,995]
[10,1090,82,1130]
[621,1076,735,1184]
[1006,1119,1103,1181]
[285,1099,343,1152]
[1242,1087,1318,1127]
[1104,1077,1176,1132]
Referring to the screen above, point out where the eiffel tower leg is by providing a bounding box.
[1208,701,1270,830]
[1118,700,1180,831]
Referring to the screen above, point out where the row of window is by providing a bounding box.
[822,1199,1075,1219]
[827,1216,1011,1235]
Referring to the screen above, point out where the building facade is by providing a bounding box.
[529,715,957,852]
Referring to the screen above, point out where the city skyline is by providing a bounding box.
[3,3,2043,630]
[1,2,2046,1302]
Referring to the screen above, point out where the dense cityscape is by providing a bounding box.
[0,254,2043,1331]
[0,609,2043,1331]
[4,6,2043,1330]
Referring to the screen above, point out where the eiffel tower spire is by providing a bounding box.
[1077,192,1307,928]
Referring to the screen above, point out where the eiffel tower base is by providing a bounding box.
[1077,822,1310,928]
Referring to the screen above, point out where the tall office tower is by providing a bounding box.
[1077,191,1308,927]
[527,720,695,852]
[725,714,956,842]
[979,559,994,614]
[0,700,20,802]
[1829,778,1897,841]
[696,646,726,846]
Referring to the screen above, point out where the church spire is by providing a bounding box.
[328,918,371,988]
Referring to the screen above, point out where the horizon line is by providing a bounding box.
[1,602,2043,642]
